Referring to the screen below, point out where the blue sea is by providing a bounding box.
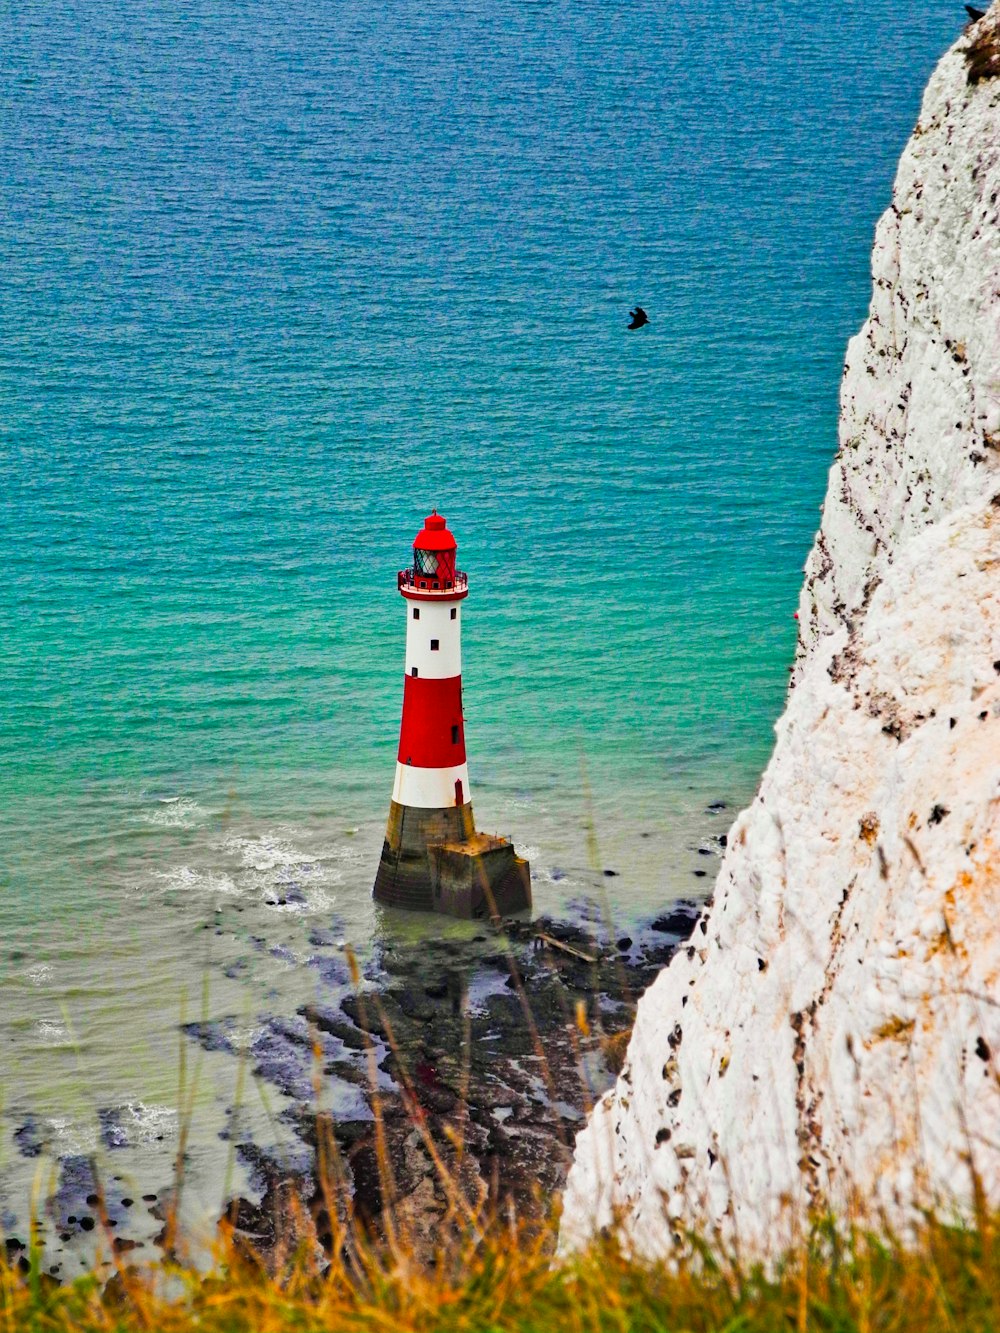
[0,0,961,1231]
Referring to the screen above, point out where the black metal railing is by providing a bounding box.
[398,568,468,594]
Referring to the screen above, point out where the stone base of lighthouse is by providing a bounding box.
[373,800,532,919]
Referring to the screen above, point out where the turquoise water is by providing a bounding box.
[0,0,961,1225]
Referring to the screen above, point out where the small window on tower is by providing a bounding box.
[430,639,439,651]
[412,608,420,620]
[451,724,460,744]
[450,608,457,620]
[411,667,418,677]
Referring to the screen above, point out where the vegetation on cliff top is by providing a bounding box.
[5,1201,1000,1332]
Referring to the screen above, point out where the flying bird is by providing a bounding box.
[965,5,986,20]
[627,306,649,330]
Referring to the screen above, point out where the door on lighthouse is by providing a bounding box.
[454,779,464,807]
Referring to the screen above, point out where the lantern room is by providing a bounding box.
[398,511,469,599]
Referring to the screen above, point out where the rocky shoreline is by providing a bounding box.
[7,842,722,1270]
[215,897,704,1260]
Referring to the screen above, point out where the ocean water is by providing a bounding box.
[1,0,962,1229]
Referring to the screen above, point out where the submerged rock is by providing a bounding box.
[98,1108,130,1151]
[182,1019,237,1055]
[649,901,702,936]
[14,1117,45,1159]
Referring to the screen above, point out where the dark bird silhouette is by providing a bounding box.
[627,306,649,330]
[965,5,986,20]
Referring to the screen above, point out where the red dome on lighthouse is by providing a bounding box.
[413,511,457,553]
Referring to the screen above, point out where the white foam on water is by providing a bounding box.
[118,1101,178,1145]
[304,887,337,913]
[533,864,581,887]
[138,797,209,829]
[25,964,53,986]
[221,830,302,873]
[219,829,347,909]
[139,828,347,920]
[35,1020,70,1046]
[154,865,241,897]
[49,1116,98,1155]
[228,1024,265,1053]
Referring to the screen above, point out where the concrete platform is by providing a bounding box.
[373,801,531,918]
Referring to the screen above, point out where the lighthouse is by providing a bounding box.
[373,512,532,919]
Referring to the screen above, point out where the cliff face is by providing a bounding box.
[563,11,1000,1255]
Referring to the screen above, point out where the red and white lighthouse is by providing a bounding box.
[373,512,531,918]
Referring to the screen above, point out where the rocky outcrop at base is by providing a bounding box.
[562,7,1000,1257]
[200,904,702,1263]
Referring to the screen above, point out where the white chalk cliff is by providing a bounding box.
[563,11,1000,1255]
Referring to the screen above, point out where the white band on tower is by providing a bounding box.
[392,761,471,809]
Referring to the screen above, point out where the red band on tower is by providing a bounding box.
[397,674,466,767]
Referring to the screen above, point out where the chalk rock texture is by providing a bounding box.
[563,11,1000,1255]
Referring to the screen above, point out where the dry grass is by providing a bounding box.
[4,1202,1000,1332]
